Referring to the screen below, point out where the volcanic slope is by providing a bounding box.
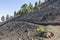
[16,0,60,24]
[0,0,60,40]
[0,0,60,26]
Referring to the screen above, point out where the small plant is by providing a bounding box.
[37,26,45,33]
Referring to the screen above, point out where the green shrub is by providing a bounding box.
[37,26,44,33]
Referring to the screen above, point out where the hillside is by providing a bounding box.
[0,0,60,40]
[16,0,60,23]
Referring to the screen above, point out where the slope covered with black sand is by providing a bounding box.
[0,0,60,40]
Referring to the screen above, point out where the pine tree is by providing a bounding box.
[34,2,40,10]
[6,14,9,21]
[10,16,13,19]
[14,11,17,17]
[29,3,34,12]
[21,3,31,14]
[21,4,28,12]
[1,16,5,22]
[39,0,41,6]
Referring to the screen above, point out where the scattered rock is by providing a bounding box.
[36,30,54,38]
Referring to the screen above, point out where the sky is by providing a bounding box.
[0,0,44,21]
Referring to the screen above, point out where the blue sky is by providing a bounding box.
[0,0,44,21]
